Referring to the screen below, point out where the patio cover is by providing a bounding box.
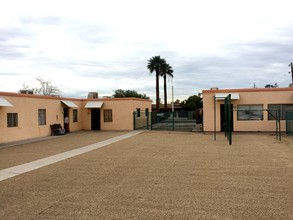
[84,101,104,108]
[0,97,13,106]
[61,100,78,108]
[215,93,240,100]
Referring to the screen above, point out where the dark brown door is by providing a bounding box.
[91,109,101,130]
[220,104,233,132]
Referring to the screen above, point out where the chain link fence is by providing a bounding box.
[134,110,202,132]
[286,111,293,135]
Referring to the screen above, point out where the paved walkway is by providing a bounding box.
[0,130,142,181]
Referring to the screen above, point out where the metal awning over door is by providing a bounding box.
[84,101,104,108]
[61,100,78,108]
[0,97,13,106]
[215,93,240,100]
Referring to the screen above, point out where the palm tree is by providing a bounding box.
[161,63,173,111]
[147,56,166,112]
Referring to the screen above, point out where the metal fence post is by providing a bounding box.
[172,111,175,131]
[146,111,149,130]
[133,111,136,130]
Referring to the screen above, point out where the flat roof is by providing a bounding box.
[0,92,152,102]
[203,87,293,93]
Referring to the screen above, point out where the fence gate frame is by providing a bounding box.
[224,94,232,145]
[133,110,150,130]
[286,111,293,135]
[134,110,200,132]
[213,94,232,144]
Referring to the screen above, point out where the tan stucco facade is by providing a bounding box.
[202,87,293,132]
[0,92,151,144]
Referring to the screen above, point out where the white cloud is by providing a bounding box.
[1,0,293,102]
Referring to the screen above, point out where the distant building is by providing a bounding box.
[151,103,182,112]
[202,87,293,132]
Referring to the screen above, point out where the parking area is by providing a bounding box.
[0,131,293,219]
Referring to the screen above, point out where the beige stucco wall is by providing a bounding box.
[82,98,152,131]
[0,93,84,143]
[203,88,293,132]
[0,92,152,144]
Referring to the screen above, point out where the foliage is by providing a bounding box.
[160,63,173,78]
[179,94,202,111]
[147,56,167,112]
[147,55,174,111]
[147,56,167,74]
[113,89,150,99]
[174,99,181,105]
[161,62,174,110]
[264,83,278,88]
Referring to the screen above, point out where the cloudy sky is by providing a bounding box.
[1,0,293,102]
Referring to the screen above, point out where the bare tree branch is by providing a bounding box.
[34,76,62,96]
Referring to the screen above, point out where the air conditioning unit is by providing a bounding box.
[88,92,98,99]
[19,90,34,94]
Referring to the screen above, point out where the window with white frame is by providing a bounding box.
[7,113,18,127]
[38,109,46,125]
[237,105,263,120]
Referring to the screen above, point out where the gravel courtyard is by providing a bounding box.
[0,131,293,219]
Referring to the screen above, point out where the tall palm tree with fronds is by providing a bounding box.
[147,56,166,112]
[161,63,173,111]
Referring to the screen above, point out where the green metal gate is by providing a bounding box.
[134,110,202,132]
[152,111,199,132]
[133,110,151,130]
[286,111,293,135]
[224,94,232,145]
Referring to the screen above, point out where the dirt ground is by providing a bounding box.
[0,131,127,170]
[0,131,293,219]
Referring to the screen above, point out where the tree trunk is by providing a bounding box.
[164,74,167,111]
[156,71,160,113]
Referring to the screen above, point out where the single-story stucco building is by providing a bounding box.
[202,87,293,132]
[0,92,151,144]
